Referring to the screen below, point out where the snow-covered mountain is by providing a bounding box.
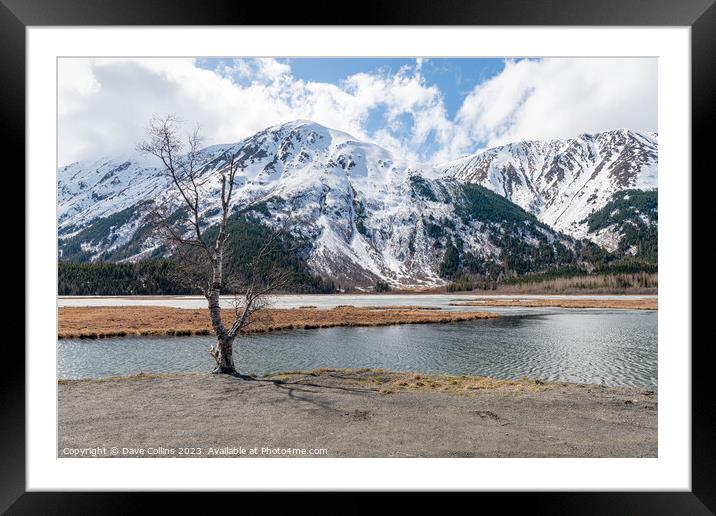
[439,129,657,251]
[58,120,584,288]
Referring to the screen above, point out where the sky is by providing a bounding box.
[58,57,657,166]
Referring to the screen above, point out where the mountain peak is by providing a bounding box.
[440,128,657,235]
[268,119,321,131]
[57,123,658,287]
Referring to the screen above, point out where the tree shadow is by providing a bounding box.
[219,371,377,413]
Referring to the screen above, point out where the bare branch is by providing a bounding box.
[138,115,300,373]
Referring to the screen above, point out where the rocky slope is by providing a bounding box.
[439,129,658,250]
[58,121,584,288]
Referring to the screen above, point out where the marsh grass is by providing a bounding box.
[58,306,498,339]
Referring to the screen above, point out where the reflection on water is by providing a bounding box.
[58,310,657,390]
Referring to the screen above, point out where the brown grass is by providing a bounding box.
[58,305,498,339]
[57,371,201,385]
[449,298,657,310]
[264,368,555,395]
[462,273,658,295]
[75,368,557,395]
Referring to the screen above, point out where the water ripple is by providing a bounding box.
[57,311,657,389]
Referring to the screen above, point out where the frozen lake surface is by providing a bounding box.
[58,293,657,311]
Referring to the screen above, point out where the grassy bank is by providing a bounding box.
[59,368,553,394]
[58,305,497,339]
[264,368,554,396]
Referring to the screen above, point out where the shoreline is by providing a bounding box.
[58,368,657,458]
[450,298,657,310]
[58,368,656,393]
[58,297,656,339]
[58,290,657,300]
[58,305,498,340]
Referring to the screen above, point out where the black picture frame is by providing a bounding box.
[4,0,711,511]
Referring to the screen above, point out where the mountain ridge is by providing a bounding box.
[438,128,657,250]
[58,120,657,289]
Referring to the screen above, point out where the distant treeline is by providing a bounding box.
[58,259,337,296]
[58,211,339,296]
[499,259,658,285]
[58,260,191,296]
[446,259,657,293]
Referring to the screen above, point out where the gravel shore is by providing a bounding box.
[58,369,657,458]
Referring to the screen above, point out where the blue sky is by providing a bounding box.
[193,57,510,160]
[196,57,507,119]
[58,57,657,165]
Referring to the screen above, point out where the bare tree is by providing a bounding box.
[138,115,291,374]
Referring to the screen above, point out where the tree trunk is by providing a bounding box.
[211,335,236,374]
[207,288,224,337]
[207,278,235,374]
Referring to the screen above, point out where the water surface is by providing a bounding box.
[58,293,656,310]
[58,309,657,389]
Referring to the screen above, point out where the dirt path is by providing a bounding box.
[58,369,657,458]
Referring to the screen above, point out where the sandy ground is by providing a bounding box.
[58,369,657,458]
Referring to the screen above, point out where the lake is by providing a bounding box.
[57,298,658,389]
[58,293,656,310]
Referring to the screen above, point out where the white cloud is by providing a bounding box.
[58,57,449,165]
[219,58,291,83]
[256,58,291,81]
[440,58,658,161]
[57,57,656,166]
[58,57,307,164]
[57,58,100,116]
